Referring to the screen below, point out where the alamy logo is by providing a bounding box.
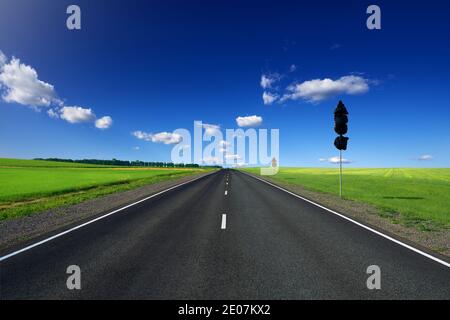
[66,5,81,30]
[366,265,381,290]
[169,121,280,175]
[66,265,81,290]
[366,5,381,30]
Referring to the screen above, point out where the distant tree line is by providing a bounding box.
[33,158,221,168]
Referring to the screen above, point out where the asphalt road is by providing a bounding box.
[1,169,449,299]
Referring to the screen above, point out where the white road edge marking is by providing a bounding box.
[241,171,450,268]
[225,190,228,195]
[0,171,218,262]
[221,214,227,229]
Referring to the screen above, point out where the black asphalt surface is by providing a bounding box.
[1,169,449,299]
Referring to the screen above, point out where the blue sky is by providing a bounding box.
[0,0,449,167]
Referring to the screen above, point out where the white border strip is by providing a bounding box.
[240,171,450,268]
[0,171,218,262]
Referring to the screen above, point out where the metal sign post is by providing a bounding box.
[339,149,343,198]
[334,101,349,199]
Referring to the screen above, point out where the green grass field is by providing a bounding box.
[244,167,450,230]
[0,158,115,168]
[0,158,209,220]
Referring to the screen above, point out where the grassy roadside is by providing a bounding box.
[0,158,211,220]
[243,167,450,231]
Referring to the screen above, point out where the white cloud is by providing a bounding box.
[133,131,151,140]
[0,51,112,130]
[202,123,221,135]
[133,130,182,144]
[330,44,342,50]
[60,106,96,124]
[0,50,6,67]
[283,75,369,103]
[417,154,433,161]
[289,64,297,72]
[47,108,59,119]
[50,107,112,129]
[152,132,180,144]
[320,156,352,164]
[260,74,277,89]
[132,146,140,151]
[225,154,241,161]
[236,115,263,127]
[233,162,246,168]
[202,156,221,165]
[0,57,61,108]
[95,116,113,129]
[218,140,231,153]
[262,91,278,105]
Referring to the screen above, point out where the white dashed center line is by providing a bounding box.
[224,190,228,195]
[221,214,227,229]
